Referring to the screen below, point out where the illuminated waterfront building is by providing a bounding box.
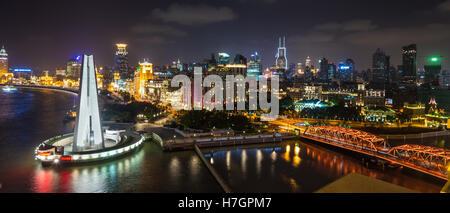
[275,36,287,70]
[115,43,130,79]
[361,105,396,122]
[0,46,8,80]
[96,68,103,89]
[403,102,426,120]
[13,67,32,81]
[134,59,154,99]
[66,57,82,80]
[39,71,54,86]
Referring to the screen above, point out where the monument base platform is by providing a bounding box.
[35,131,146,165]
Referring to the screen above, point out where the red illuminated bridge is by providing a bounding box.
[301,126,450,181]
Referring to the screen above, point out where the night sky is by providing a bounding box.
[2,0,450,73]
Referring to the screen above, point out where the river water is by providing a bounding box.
[0,87,445,192]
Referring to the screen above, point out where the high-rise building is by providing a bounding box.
[318,58,329,81]
[115,43,130,79]
[247,52,261,80]
[218,53,230,65]
[0,46,8,76]
[135,59,154,99]
[297,63,304,75]
[234,54,247,65]
[338,59,355,82]
[424,57,442,86]
[439,70,450,89]
[328,62,337,80]
[176,59,183,71]
[66,58,82,80]
[372,48,390,84]
[305,56,312,68]
[275,36,287,70]
[401,44,417,82]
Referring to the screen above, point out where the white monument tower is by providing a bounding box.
[73,55,104,151]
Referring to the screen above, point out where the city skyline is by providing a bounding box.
[1,0,450,71]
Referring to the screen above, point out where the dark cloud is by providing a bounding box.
[293,19,377,45]
[152,3,237,25]
[131,23,186,37]
[438,0,450,12]
[313,19,377,32]
[134,36,168,45]
[342,23,450,46]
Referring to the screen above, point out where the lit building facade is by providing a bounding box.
[66,58,82,80]
[134,60,154,99]
[372,48,390,84]
[115,43,130,79]
[218,53,230,65]
[247,52,261,80]
[401,44,417,83]
[0,46,8,80]
[275,36,287,70]
[338,59,355,82]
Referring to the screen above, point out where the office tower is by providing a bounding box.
[372,48,390,84]
[218,52,230,65]
[297,63,304,75]
[73,55,104,151]
[318,58,329,81]
[275,36,287,70]
[135,59,154,99]
[115,43,130,79]
[176,59,183,71]
[247,52,262,80]
[424,57,441,86]
[305,56,312,68]
[0,46,8,76]
[439,70,450,89]
[66,57,82,80]
[328,62,337,80]
[234,54,247,65]
[337,59,355,82]
[401,44,417,82]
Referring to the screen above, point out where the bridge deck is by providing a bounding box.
[300,133,448,181]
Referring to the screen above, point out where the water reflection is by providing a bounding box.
[1,88,221,193]
[207,141,445,193]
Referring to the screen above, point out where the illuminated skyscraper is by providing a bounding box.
[247,52,262,80]
[318,58,329,81]
[135,59,154,99]
[401,44,417,82]
[275,36,287,70]
[176,59,183,71]
[66,57,82,80]
[115,43,130,79]
[218,52,230,65]
[0,46,8,76]
[73,55,104,151]
[372,48,390,84]
[337,59,354,82]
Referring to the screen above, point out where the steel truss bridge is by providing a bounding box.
[302,126,449,182]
